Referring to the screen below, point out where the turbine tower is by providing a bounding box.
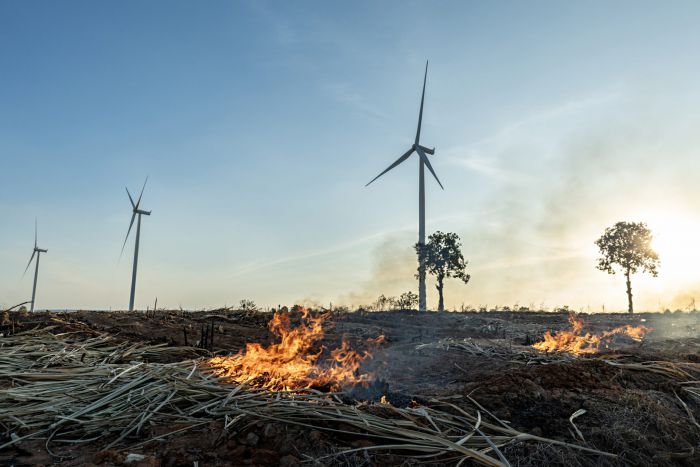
[121,177,151,311]
[23,219,48,312]
[366,61,442,312]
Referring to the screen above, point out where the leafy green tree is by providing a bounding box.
[595,222,659,314]
[415,231,471,311]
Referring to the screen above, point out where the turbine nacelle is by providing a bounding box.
[412,143,435,155]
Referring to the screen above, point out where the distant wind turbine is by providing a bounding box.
[121,177,151,311]
[366,61,442,312]
[23,219,48,312]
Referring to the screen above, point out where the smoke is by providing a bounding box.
[293,297,327,310]
[665,288,700,312]
[337,234,416,308]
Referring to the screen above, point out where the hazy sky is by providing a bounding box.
[3,1,700,311]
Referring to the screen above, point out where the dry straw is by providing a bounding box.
[0,330,619,466]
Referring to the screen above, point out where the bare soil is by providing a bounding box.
[1,309,698,466]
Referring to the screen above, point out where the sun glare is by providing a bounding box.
[642,210,700,281]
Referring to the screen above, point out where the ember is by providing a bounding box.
[208,309,383,391]
[532,313,651,355]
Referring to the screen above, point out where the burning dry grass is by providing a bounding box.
[417,337,576,365]
[207,309,384,391]
[531,313,652,355]
[0,329,616,466]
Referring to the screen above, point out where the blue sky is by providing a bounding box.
[3,1,700,311]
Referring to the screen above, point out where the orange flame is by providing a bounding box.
[532,313,651,355]
[207,309,384,391]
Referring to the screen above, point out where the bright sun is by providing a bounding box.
[641,210,700,281]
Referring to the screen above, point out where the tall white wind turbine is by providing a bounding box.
[23,219,48,312]
[121,177,151,311]
[366,61,442,312]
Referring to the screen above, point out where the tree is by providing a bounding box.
[415,231,471,311]
[595,222,659,314]
[239,299,259,312]
[373,294,395,311]
[394,291,419,310]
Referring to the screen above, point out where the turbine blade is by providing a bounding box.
[126,188,135,209]
[136,176,148,209]
[23,250,36,278]
[34,218,37,249]
[415,60,428,144]
[365,148,414,187]
[120,212,137,258]
[416,146,444,190]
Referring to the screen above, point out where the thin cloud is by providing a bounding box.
[444,90,622,182]
[444,149,524,182]
[229,222,415,277]
[473,91,621,149]
[323,83,387,120]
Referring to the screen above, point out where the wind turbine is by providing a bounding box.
[121,177,151,311]
[23,219,48,312]
[366,61,442,312]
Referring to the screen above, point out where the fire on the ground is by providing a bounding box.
[207,309,384,391]
[532,313,651,355]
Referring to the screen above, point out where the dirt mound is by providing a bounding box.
[468,360,700,466]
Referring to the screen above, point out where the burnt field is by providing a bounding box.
[1,309,698,466]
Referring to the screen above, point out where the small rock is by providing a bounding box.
[309,430,323,442]
[245,431,260,446]
[125,453,145,464]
